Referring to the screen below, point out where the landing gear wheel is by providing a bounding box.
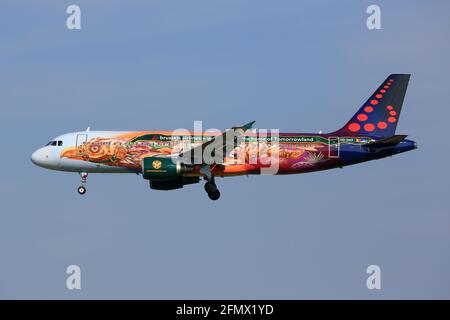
[77,172,88,195]
[204,181,217,194]
[77,186,86,195]
[207,189,220,200]
[204,180,220,200]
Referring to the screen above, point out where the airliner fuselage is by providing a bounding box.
[31,74,417,200]
[31,130,416,175]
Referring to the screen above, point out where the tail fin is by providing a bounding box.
[332,74,410,137]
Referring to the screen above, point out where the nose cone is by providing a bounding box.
[31,147,58,169]
[31,148,46,167]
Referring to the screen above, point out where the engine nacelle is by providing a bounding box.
[142,156,194,180]
[150,176,199,190]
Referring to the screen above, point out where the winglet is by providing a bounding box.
[233,121,256,131]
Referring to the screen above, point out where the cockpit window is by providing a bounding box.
[46,140,63,147]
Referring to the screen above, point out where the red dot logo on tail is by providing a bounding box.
[357,114,368,121]
[348,123,360,132]
[364,123,375,132]
[377,122,387,129]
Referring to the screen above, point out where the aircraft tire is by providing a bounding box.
[77,186,87,195]
[207,189,220,200]
[204,181,217,194]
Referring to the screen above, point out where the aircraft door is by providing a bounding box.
[76,134,88,155]
[328,137,340,158]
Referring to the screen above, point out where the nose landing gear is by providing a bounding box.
[204,180,220,200]
[77,172,88,195]
[77,186,86,195]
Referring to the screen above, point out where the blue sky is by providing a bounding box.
[0,0,449,299]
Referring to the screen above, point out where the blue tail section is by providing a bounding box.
[332,74,410,137]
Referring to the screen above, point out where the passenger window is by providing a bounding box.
[58,141,63,146]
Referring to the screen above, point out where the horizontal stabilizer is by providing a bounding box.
[363,135,408,148]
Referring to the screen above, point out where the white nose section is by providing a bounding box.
[31,148,57,169]
[31,148,46,167]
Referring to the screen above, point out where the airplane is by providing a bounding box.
[31,74,417,200]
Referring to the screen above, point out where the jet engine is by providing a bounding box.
[142,156,195,180]
[141,156,198,190]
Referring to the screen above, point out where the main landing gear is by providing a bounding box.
[204,179,220,201]
[77,172,88,195]
[200,166,220,200]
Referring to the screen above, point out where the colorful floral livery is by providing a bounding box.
[31,74,417,200]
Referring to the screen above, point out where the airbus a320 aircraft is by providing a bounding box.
[31,74,416,200]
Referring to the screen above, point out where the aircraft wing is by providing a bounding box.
[178,121,255,165]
